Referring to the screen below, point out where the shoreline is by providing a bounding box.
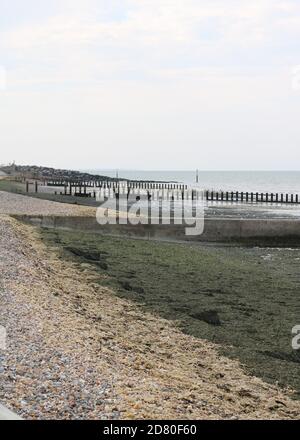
[0,190,299,419]
[1,216,300,419]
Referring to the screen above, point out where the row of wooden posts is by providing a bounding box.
[27,180,199,200]
[45,180,188,191]
[25,180,300,205]
[206,190,300,204]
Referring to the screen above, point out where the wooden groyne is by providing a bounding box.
[25,180,189,198]
[206,190,300,205]
[24,179,300,205]
[45,180,188,191]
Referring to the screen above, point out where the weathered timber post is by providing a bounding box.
[159,196,162,224]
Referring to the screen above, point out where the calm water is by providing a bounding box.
[85,170,300,194]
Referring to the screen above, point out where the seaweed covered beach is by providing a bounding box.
[40,228,300,398]
[0,215,300,419]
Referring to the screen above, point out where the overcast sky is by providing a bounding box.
[0,0,300,170]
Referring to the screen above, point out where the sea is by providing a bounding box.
[85,170,300,195]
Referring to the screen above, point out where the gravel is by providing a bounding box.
[1,215,300,419]
[0,191,95,216]
[0,216,117,419]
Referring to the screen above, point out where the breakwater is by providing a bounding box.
[14,214,300,246]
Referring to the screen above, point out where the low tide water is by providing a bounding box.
[86,170,300,194]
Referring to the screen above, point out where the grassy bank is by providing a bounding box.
[40,228,300,397]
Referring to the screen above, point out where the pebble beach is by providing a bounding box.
[0,190,96,216]
[0,191,300,419]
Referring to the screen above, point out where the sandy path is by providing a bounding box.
[0,215,300,419]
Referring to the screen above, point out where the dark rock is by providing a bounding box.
[134,286,144,294]
[119,281,132,291]
[190,310,221,326]
[98,261,108,270]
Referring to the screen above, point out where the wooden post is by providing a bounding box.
[26,181,29,193]
[159,196,162,224]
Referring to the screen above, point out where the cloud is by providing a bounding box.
[0,0,300,170]
[1,0,300,89]
[0,0,299,90]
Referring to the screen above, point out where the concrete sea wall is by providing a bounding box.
[14,215,300,245]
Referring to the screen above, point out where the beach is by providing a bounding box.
[0,191,300,419]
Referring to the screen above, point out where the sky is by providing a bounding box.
[0,0,300,170]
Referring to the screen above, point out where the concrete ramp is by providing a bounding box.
[0,404,22,420]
